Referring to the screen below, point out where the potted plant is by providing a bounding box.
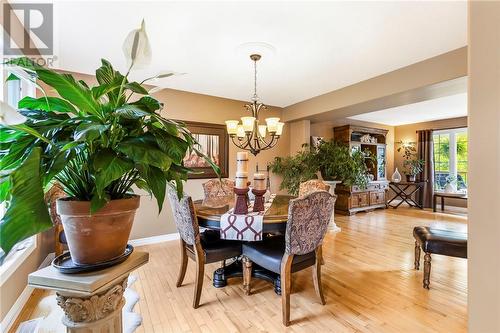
[269,140,375,195]
[269,145,319,196]
[0,24,217,264]
[316,140,375,188]
[397,141,424,182]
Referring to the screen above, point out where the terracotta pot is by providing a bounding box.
[56,195,140,265]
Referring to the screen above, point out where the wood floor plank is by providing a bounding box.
[10,207,467,332]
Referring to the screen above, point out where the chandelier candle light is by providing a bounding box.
[225,54,284,156]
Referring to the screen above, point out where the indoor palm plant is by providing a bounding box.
[0,23,217,263]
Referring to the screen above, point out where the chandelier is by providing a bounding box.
[225,54,284,156]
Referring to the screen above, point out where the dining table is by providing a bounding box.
[193,194,293,294]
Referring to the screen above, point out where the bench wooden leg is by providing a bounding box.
[423,252,431,289]
[414,241,421,270]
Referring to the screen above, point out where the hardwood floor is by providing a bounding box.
[11,207,467,332]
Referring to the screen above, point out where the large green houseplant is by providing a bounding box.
[270,140,374,196]
[0,24,217,262]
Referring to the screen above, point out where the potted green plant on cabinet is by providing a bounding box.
[269,140,375,196]
[0,25,217,264]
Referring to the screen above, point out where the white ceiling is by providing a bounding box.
[50,1,467,107]
[348,93,468,126]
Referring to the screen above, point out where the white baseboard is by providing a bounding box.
[0,253,54,333]
[129,233,179,247]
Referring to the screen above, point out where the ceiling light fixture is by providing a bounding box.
[225,54,283,156]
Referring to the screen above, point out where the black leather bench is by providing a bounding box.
[413,226,467,289]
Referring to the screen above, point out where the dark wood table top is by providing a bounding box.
[194,194,293,232]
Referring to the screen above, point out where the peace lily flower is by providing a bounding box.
[122,19,152,70]
[0,101,27,125]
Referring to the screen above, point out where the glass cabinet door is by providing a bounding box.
[376,146,386,180]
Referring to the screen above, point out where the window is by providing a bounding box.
[433,128,468,191]
[0,70,36,271]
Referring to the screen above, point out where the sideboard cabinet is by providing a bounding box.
[333,125,389,215]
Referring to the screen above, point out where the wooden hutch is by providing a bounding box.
[333,125,389,215]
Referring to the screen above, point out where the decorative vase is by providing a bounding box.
[56,195,140,265]
[391,168,402,183]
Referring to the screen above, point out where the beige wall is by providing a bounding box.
[468,1,500,331]
[289,120,310,154]
[310,118,395,178]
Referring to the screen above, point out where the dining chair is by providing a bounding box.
[241,191,336,326]
[298,179,331,197]
[167,186,242,308]
[44,182,68,256]
[202,178,235,198]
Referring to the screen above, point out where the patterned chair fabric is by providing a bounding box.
[298,180,331,197]
[44,182,66,226]
[167,186,200,246]
[202,179,235,198]
[285,191,336,255]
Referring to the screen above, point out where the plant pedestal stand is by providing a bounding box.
[323,180,342,233]
[28,251,149,333]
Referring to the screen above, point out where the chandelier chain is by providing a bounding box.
[253,58,258,101]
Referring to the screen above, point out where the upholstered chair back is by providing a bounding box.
[167,186,200,246]
[298,179,331,197]
[202,179,235,198]
[285,191,336,255]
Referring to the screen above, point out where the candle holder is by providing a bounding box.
[234,187,250,215]
[252,188,267,212]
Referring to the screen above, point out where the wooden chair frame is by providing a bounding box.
[242,245,326,326]
[176,238,206,309]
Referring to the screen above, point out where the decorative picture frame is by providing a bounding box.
[181,121,229,179]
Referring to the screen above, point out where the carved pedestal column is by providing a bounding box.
[56,278,127,332]
[29,251,149,333]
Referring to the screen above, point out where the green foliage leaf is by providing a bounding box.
[115,105,151,119]
[131,96,162,112]
[116,135,172,170]
[93,149,134,193]
[19,96,78,113]
[0,148,52,254]
[7,57,100,116]
[74,123,109,141]
[138,165,166,212]
[125,82,148,95]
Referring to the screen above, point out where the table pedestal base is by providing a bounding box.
[213,258,281,295]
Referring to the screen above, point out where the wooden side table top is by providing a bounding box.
[28,251,149,296]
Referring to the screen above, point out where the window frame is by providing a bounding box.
[433,127,468,190]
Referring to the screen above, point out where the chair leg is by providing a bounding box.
[193,244,205,309]
[423,252,431,289]
[176,239,188,288]
[242,256,253,295]
[312,247,326,305]
[414,241,421,270]
[281,253,294,326]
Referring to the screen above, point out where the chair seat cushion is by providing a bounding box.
[242,235,316,274]
[413,226,467,258]
[187,230,242,263]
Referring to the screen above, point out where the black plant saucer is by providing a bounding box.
[52,244,134,274]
